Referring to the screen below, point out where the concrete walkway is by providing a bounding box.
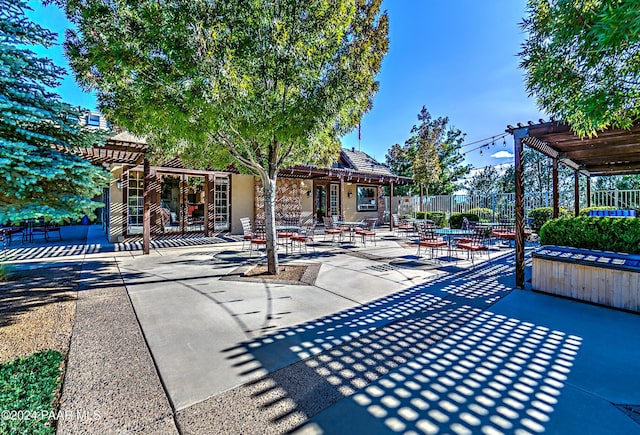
[5,225,638,433]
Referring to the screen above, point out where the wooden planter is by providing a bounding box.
[532,246,640,313]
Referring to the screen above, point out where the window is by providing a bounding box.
[86,114,101,127]
[356,186,377,211]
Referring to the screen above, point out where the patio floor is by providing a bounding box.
[3,225,639,433]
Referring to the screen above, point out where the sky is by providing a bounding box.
[27,0,544,171]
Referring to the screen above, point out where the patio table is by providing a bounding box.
[337,221,364,242]
[434,228,474,258]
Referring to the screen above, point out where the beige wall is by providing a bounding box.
[108,166,124,243]
[300,180,314,224]
[230,174,255,234]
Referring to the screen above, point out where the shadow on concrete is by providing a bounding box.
[213,253,585,434]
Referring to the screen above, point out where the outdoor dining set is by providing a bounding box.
[237,213,525,265]
[0,219,62,249]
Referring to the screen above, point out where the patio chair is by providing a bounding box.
[249,226,267,257]
[355,218,377,246]
[416,226,447,260]
[331,215,350,233]
[457,227,490,265]
[290,222,316,254]
[323,217,343,243]
[453,217,473,244]
[392,213,414,238]
[240,217,254,250]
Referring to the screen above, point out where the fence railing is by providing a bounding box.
[389,190,640,221]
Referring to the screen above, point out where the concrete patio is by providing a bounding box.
[2,225,639,433]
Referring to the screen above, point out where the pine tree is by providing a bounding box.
[0,0,109,224]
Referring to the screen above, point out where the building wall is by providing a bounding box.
[230,174,255,234]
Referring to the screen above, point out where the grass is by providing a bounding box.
[0,350,64,434]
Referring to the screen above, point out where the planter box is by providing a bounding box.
[532,245,640,312]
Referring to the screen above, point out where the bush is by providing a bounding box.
[0,350,64,434]
[539,216,640,254]
[467,208,493,222]
[449,212,479,229]
[416,211,446,227]
[579,206,618,216]
[528,207,571,233]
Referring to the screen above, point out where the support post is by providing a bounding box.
[339,176,345,219]
[552,158,559,218]
[143,158,150,254]
[389,182,395,229]
[514,128,527,289]
[574,170,580,217]
[586,177,592,208]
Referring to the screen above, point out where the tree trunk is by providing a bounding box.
[262,175,279,275]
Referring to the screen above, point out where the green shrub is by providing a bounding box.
[539,216,640,254]
[579,206,618,216]
[0,350,64,435]
[416,211,446,227]
[449,212,479,229]
[528,207,572,233]
[467,208,493,222]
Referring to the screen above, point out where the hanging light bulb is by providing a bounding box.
[503,136,507,147]
[480,148,483,156]
[491,137,495,148]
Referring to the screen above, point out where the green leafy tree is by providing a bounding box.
[594,175,640,190]
[60,0,388,274]
[520,0,640,137]
[386,106,470,196]
[465,166,500,197]
[385,142,416,196]
[0,0,109,224]
[498,165,515,193]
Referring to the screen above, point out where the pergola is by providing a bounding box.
[508,120,640,288]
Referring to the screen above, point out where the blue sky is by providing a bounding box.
[27,0,543,170]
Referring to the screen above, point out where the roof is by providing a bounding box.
[338,148,395,176]
[77,132,412,184]
[507,121,640,176]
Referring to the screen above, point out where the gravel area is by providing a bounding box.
[0,263,80,364]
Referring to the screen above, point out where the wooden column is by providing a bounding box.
[389,181,395,230]
[143,158,150,254]
[574,170,580,216]
[419,184,424,212]
[339,176,345,219]
[514,128,527,289]
[586,176,592,208]
[204,175,211,237]
[552,158,559,218]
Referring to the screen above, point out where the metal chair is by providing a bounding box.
[249,226,267,257]
[290,222,316,254]
[240,217,254,250]
[457,227,491,265]
[323,217,343,243]
[416,226,447,260]
[355,218,377,246]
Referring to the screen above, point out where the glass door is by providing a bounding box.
[214,177,229,231]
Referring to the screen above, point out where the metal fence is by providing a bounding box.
[390,189,640,220]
